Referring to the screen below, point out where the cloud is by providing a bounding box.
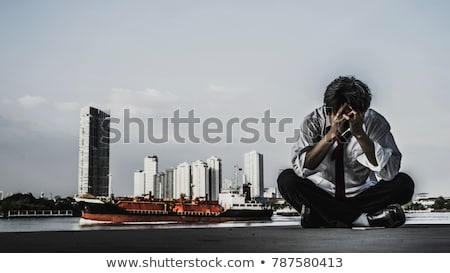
[54,101,80,112]
[18,95,48,107]
[209,84,250,97]
[111,88,178,104]
[199,85,256,115]
[209,85,227,93]
[107,88,179,116]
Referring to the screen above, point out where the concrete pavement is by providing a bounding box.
[1,224,449,253]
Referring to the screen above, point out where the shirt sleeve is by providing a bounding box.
[355,112,402,181]
[291,113,328,178]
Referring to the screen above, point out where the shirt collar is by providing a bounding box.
[322,106,332,128]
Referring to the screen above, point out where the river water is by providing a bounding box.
[0,213,449,233]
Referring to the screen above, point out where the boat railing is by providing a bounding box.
[128,210,169,215]
[6,210,73,218]
[175,211,221,216]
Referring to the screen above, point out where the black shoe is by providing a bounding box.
[300,206,334,228]
[367,204,406,228]
[300,206,318,228]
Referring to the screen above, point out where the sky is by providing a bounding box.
[1,0,449,198]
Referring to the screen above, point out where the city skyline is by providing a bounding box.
[1,1,449,198]
[131,152,260,200]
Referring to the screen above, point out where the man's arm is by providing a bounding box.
[303,130,334,170]
[353,132,378,166]
[304,104,349,170]
[353,110,401,181]
[344,106,378,166]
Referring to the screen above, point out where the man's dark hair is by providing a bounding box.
[324,76,372,114]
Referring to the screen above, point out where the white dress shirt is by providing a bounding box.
[292,106,402,198]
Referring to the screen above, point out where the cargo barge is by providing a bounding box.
[76,192,273,224]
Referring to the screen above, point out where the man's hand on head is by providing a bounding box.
[342,105,365,138]
[328,103,351,142]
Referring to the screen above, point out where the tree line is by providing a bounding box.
[0,193,82,216]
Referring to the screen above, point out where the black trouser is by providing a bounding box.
[277,169,415,227]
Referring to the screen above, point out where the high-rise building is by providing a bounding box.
[144,155,158,196]
[133,170,145,197]
[174,162,191,198]
[221,179,234,192]
[173,167,178,198]
[0,191,3,201]
[78,106,110,196]
[153,172,165,199]
[243,151,264,198]
[191,160,209,199]
[206,156,222,200]
[164,168,175,199]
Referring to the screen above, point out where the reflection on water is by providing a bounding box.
[1,215,298,232]
[405,212,450,224]
[0,213,449,233]
[0,217,82,232]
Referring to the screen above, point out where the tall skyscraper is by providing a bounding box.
[133,170,145,197]
[78,106,110,196]
[173,167,178,198]
[243,151,264,198]
[174,162,191,198]
[0,191,3,201]
[164,168,175,199]
[206,156,222,200]
[153,172,165,199]
[144,155,158,196]
[191,160,209,199]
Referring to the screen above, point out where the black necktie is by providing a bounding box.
[333,141,345,200]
